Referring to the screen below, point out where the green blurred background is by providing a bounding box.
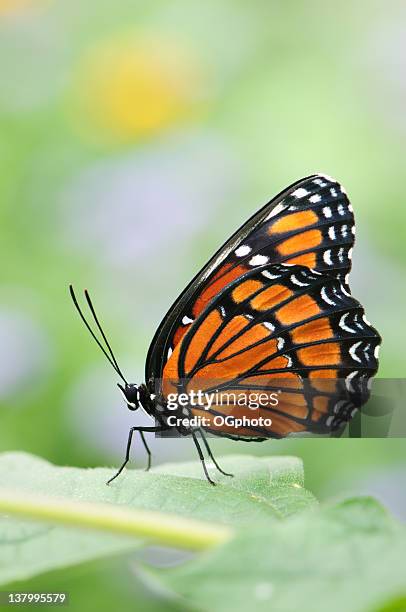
[1,0,405,609]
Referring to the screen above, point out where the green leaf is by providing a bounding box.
[152,454,317,517]
[156,497,406,612]
[0,452,315,586]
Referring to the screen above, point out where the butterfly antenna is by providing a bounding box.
[83,288,128,383]
[69,285,128,385]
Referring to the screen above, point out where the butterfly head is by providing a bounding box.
[117,382,140,411]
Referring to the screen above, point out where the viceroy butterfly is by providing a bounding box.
[70,174,381,484]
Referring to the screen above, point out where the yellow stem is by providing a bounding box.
[0,489,233,551]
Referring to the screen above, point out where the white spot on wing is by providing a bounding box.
[277,337,285,350]
[339,313,355,333]
[321,286,335,305]
[182,315,194,325]
[340,283,351,297]
[346,370,358,392]
[328,226,336,240]
[262,270,280,280]
[323,250,333,266]
[263,321,275,332]
[235,245,251,257]
[374,345,380,359]
[292,188,309,198]
[354,315,363,330]
[323,206,332,218]
[363,343,371,360]
[349,341,362,363]
[290,274,309,287]
[250,255,269,266]
[309,194,321,204]
[266,202,286,219]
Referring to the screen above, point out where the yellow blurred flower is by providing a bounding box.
[73,33,205,143]
[0,0,40,14]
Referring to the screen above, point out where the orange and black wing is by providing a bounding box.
[160,263,381,439]
[146,174,355,383]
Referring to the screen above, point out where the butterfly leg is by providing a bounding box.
[107,425,165,485]
[139,430,152,471]
[199,428,234,477]
[191,431,216,486]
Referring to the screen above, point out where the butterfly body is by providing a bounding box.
[70,174,381,484]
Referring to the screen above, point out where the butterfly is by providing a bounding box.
[70,173,381,484]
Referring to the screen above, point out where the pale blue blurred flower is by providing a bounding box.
[0,308,51,399]
[59,132,244,269]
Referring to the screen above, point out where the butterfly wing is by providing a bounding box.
[146,174,355,383]
[160,263,381,438]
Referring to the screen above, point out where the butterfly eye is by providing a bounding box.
[117,383,139,410]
